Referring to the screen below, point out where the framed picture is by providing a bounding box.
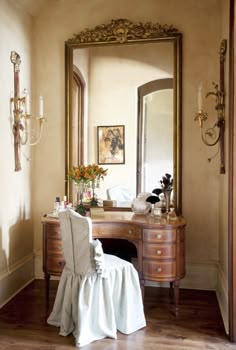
[97,125,125,164]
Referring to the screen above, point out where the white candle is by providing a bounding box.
[25,93,30,115]
[198,83,203,112]
[39,96,44,117]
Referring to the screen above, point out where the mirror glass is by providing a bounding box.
[65,19,182,213]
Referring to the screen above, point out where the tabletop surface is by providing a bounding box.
[42,211,186,228]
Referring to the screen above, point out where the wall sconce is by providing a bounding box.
[10,51,46,172]
[194,39,227,174]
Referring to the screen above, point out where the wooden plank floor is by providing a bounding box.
[0,279,235,349]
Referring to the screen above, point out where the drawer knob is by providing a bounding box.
[58,245,62,250]
[157,250,162,255]
[156,267,162,273]
[157,234,162,239]
[57,262,63,267]
[128,229,133,234]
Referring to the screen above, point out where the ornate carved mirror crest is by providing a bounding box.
[67,18,179,44]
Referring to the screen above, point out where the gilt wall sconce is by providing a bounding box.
[194,39,227,174]
[10,51,46,171]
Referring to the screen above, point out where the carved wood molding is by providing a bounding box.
[67,18,179,44]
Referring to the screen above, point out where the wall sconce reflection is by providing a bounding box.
[10,51,46,172]
[194,39,227,174]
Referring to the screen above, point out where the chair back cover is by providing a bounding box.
[59,209,93,275]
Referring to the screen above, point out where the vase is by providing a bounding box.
[163,189,172,213]
[90,180,98,207]
[75,183,87,215]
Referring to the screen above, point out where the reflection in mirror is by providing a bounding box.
[137,78,173,198]
[65,19,182,213]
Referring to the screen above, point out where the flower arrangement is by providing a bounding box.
[68,164,107,185]
[146,173,173,212]
[159,173,173,191]
[68,164,108,212]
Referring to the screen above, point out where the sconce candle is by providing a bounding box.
[39,96,44,117]
[198,82,203,112]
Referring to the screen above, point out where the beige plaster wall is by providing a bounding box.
[33,0,223,292]
[0,0,34,306]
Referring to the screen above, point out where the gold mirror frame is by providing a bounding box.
[65,18,182,214]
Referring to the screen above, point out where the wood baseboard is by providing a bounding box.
[0,254,34,308]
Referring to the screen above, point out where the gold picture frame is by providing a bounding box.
[97,125,125,165]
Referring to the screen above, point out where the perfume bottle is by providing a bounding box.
[53,197,60,215]
[168,208,177,221]
[63,195,68,208]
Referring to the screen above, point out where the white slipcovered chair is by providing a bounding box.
[47,209,146,347]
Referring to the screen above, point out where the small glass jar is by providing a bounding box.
[153,207,162,219]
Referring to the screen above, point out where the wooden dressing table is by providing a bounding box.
[41,211,186,315]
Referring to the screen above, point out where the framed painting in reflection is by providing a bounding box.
[97,125,125,165]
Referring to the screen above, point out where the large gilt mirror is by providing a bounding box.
[65,19,182,214]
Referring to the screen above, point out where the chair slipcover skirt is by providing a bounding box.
[48,254,146,347]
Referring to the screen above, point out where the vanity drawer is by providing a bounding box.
[45,224,61,239]
[143,229,176,243]
[93,223,140,240]
[143,261,176,280]
[47,239,63,254]
[143,243,176,259]
[47,255,65,274]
